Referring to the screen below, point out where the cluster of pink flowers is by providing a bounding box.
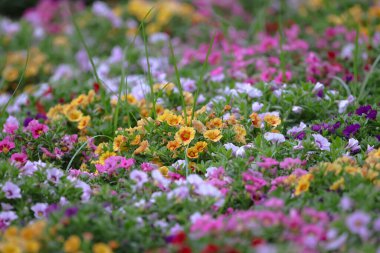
[95,156,135,175]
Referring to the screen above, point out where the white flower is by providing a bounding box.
[130,170,148,188]
[252,102,264,112]
[264,132,285,144]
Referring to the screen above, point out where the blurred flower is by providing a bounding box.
[312,134,330,151]
[2,181,21,199]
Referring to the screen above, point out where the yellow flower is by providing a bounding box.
[113,135,127,152]
[71,94,89,107]
[249,112,261,128]
[203,129,223,142]
[47,104,64,120]
[130,135,141,146]
[187,147,199,159]
[192,120,206,133]
[233,124,247,144]
[2,66,19,82]
[167,140,181,151]
[4,226,18,238]
[194,141,207,152]
[92,243,113,253]
[1,243,21,253]
[159,166,169,177]
[64,235,81,253]
[78,116,91,130]
[175,127,196,145]
[98,151,117,165]
[206,118,223,129]
[66,109,83,122]
[294,174,313,196]
[133,140,149,155]
[25,240,41,253]
[95,143,107,155]
[166,114,183,126]
[264,114,281,127]
[330,177,345,191]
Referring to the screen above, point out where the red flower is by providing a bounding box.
[201,244,219,253]
[251,237,265,247]
[171,232,187,245]
[178,246,192,253]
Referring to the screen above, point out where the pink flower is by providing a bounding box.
[24,120,49,139]
[257,157,279,169]
[95,156,135,175]
[0,138,15,154]
[10,153,28,167]
[346,211,371,239]
[0,211,18,230]
[279,158,304,170]
[2,181,21,199]
[2,116,19,134]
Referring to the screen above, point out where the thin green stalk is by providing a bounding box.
[66,135,112,171]
[141,22,156,119]
[358,54,380,101]
[1,46,30,117]
[169,40,187,125]
[191,34,216,121]
[279,0,286,81]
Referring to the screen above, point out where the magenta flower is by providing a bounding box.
[279,158,304,169]
[31,203,49,219]
[2,181,22,199]
[312,134,331,151]
[257,157,279,169]
[24,120,49,139]
[2,116,19,134]
[0,138,15,154]
[95,156,135,175]
[10,153,28,168]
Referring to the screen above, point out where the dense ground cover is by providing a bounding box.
[0,0,380,252]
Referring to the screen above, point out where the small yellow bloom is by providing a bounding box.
[203,129,223,142]
[1,243,21,253]
[206,118,223,129]
[133,140,149,155]
[330,177,345,191]
[64,235,81,253]
[98,151,117,165]
[66,109,83,122]
[249,112,261,128]
[166,114,183,126]
[113,135,127,152]
[2,66,19,82]
[159,166,169,178]
[167,140,181,151]
[264,114,281,127]
[131,135,141,146]
[78,116,91,130]
[175,127,196,145]
[92,243,113,253]
[25,240,41,253]
[187,147,199,159]
[192,120,206,133]
[194,141,207,152]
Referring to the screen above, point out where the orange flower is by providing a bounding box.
[133,140,149,155]
[192,120,206,133]
[77,116,91,130]
[194,141,207,152]
[113,135,127,151]
[203,129,222,142]
[206,117,223,129]
[175,127,195,145]
[264,114,281,127]
[187,147,199,159]
[249,112,261,128]
[131,135,141,145]
[167,140,181,151]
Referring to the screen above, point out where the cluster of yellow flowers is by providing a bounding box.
[47,90,96,131]
[1,48,50,84]
[292,148,380,196]
[328,4,380,35]
[126,0,203,34]
[0,221,46,253]
[63,235,115,253]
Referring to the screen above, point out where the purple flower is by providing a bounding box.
[343,124,360,138]
[46,167,64,184]
[312,134,331,151]
[346,211,371,239]
[0,211,18,229]
[2,181,22,199]
[356,105,377,120]
[130,170,149,188]
[65,207,78,217]
[31,203,49,219]
[264,132,285,144]
[346,138,360,153]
